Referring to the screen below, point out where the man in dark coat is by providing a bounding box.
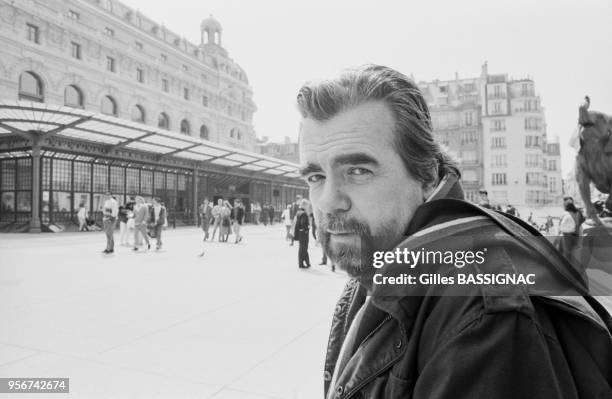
[293,207,311,268]
[296,65,612,399]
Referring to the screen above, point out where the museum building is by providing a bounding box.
[0,0,306,232]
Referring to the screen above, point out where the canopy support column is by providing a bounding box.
[29,137,42,233]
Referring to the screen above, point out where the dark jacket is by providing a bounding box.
[324,174,612,399]
[294,211,309,240]
[149,205,166,227]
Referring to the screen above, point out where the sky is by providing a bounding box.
[123,0,612,175]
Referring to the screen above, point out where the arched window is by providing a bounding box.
[230,128,236,138]
[131,105,145,123]
[101,95,117,116]
[158,112,169,130]
[237,131,242,140]
[18,71,44,102]
[199,124,209,140]
[64,85,83,108]
[180,119,190,135]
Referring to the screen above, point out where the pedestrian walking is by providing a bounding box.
[132,196,150,251]
[231,199,245,243]
[268,203,275,225]
[281,204,293,241]
[218,201,231,242]
[210,199,224,241]
[150,197,166,250]
[118,203,129,245]
[293,207,311,268]
[77,202,88,231]
[252,201,261,225]
[101,191,118,254]
[199,198,213,241]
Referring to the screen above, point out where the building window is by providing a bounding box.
[230,128,235,138]
[493,102,501,113]
[180,119,190,135]
[101,96,117,116]
[237,131,242,140]
[162,78,169,92]
[18,71,44,102]
[200,125,209,140]
[182,64,188,72]
[183,87,189,100]
[104,27,114,37]
[525,135,541,148]
[491,154,507,167]
[68,10,80,20]
[158,112,169,130]
[491,119,505,132]
[492,173,507,185]
[491,136,506,149]
[202,95,208,107]
[136,68,144,83]
[161,53,167,62]
[26,23,40,44]
[70,42,81,59]
[64,85,83,108]
[135,41,143,50]
[131,105,145,123]
[106,56,116,72]
[464,112,473,126]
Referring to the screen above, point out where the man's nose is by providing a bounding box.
[316,178,350,215]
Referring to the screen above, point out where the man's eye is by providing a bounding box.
[307,174,325,183]
[348,167,371,176]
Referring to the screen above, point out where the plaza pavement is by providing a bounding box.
[1,225,611,398]
[0,224,346,398]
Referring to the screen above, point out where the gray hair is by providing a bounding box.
[296,64,459,187]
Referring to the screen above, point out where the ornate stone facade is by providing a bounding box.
[0,0,257,150]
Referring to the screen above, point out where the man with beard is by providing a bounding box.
[297,65,612,398]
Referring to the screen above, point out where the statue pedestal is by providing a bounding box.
[579,220,612,295]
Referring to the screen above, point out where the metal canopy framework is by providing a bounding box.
[0,101,301,178]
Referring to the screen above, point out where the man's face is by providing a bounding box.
[217,199,222,205]
[299,101,430,278]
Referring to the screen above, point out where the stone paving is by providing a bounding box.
[0,225,346,398]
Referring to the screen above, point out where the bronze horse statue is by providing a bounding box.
[575,96,612,225]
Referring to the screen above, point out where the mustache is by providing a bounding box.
[318,213,370,236]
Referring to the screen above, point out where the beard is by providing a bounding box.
[318,212,400,278]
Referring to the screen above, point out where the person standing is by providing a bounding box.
[281,204,293,241]
[220,200,232,242]
[151,197,166,250]
[477,188,491,209]
[132,196,150,251]
[118,203,129,246]
[102,191,118,254]
[293,207,311,268]
[268,203,275,225]
[199,198,213,241]
[210,198,224,241]
[252,201,261,225]
[290,196,301,246]
[559,196,585,262]
[125,197,135,245]
[300,197,316,240]
[231,199,245,243]
[77,202,88,231]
